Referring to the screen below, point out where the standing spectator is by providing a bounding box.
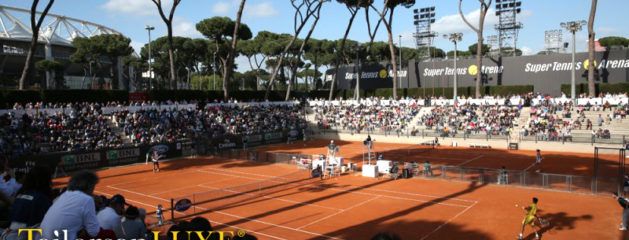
[40,171,100,240]
[423,161,433,177]
[536,149,543,165]
[499,166,508,185]
[614,192,629,231]
[97,194,126,230]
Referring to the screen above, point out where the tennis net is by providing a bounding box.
[169,169,311,220]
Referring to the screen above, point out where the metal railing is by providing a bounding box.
[213,149,619,196]
[519,132,627,145]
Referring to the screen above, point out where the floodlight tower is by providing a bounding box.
[444,33,463,101]
[544,30,563,53]
[561,20,587,103]
[495,0,523,56]
[413,6,437,59]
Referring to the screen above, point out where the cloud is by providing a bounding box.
[596,27,619,35]
[244,2,278,18]
[432,9,499,35]
[212,2,231,15]
[130,41,145,55]
[521,46,533,56]
[172,17,202,38]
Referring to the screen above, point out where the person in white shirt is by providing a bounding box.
[97,194,126,230]
[40,171,101,240]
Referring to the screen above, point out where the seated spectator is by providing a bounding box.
[3,167,53,239]
[113,206,146,239]
[40,171,101,240]
[97,194,126,230]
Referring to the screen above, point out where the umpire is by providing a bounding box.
[614,192,629,231]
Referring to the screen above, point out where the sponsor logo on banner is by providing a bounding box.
[151,145,169,154]
[218,138,237,149]
[245,134,263,146]
[174,198,192,212]
[107,148,141,166]
[288,129,299,141]
[107,148,140,160]
[265,132,283,143]
[61,152,100,170]
[344,69,407,80]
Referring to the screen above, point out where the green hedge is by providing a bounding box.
[41,90,128,103]
[560,83,629,96]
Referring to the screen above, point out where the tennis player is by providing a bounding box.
[517,197,540,239]
[152,150,163,172]
[536,149,542,165]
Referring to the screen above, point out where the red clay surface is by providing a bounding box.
[53,153,626,240]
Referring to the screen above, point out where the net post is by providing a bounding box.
[170,198,175,221]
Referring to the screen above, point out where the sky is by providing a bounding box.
[3,0,628,72]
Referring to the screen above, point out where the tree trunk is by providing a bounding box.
[329,10,358,100]
[587,0,598,97]
[167,37,176,89]
[267,1,323,100]
[386,8,398,99]
[110,58,118,89]
[475,33,483,98]
[19,0,55,90]
[223,0,246,100]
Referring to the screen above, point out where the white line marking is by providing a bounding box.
[296,196,380,230]
[524,162,537,171]
[456,155,485,166]
[94,190,288,240]
[105,185,343,240]
[197,169,476,205]
[197,184,344,211]
[419,201,478,240]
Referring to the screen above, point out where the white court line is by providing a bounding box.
[456,154,485,166]
[150,176,242,196]
[419,201,478,240]
[197,184,344,211]
[94,190,288,240]
[105,185,343,240]
[198,169,477,205]
[524,162,537,171]
[202,167,294,179]
[296,196,380,230]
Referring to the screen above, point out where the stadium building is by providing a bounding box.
[0,5,139,90]
[327,48,629,96]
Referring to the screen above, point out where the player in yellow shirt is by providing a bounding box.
[517,197,540,239]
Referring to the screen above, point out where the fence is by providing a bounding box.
[416,165,618,195]
[520,132,628,145]
[211,149,620,196]
[317,126,510,142]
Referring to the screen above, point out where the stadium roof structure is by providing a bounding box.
[0,4,121,47]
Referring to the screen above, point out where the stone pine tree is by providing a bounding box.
[369,0,416,99]
[18,0,55,89]
[264,0,327,100]
[150,0,182,89]
[459,0,492,98]
[196,17,252,99]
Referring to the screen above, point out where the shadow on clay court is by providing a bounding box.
[316,181,489,239]
[521,212,593,240]
[179,176,398,228]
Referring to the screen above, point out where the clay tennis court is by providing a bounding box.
[257,139,625,177]
[52,141,625,240]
